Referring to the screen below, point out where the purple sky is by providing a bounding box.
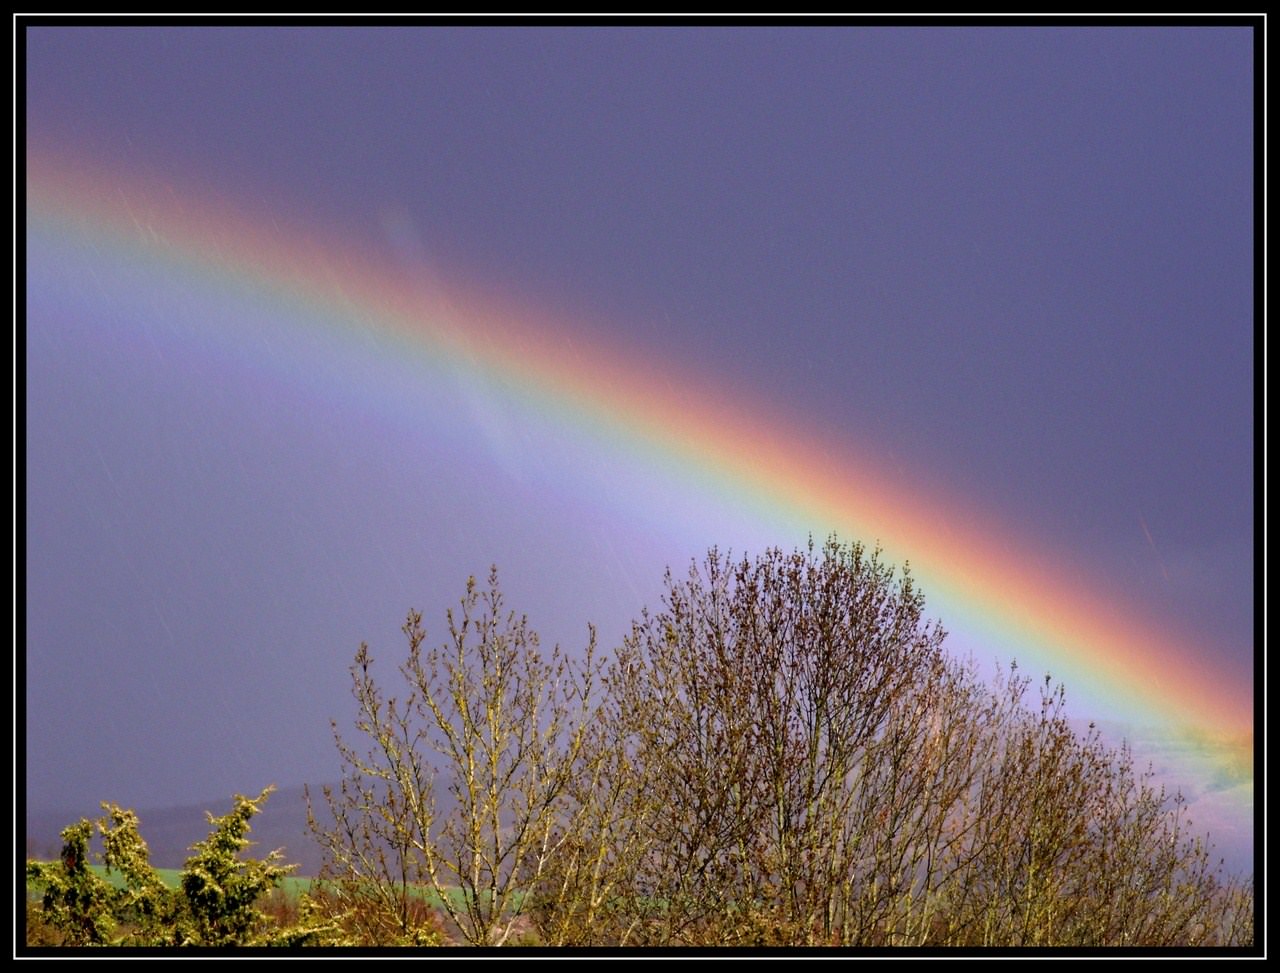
[23,24,1255,872]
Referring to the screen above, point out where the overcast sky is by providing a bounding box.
[23,23,1255,873]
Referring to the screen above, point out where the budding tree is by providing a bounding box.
[309,568,602,945]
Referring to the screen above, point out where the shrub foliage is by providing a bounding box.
[26,787,336,947]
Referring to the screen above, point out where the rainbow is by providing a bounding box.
[25,144,1253,796]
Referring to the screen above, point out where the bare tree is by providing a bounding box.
[309,569,601,945]
[314,541,1252,948]
[540,539,956,945]
[524,538,1252,948]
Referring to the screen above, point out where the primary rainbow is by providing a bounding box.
[25,145,1253,793]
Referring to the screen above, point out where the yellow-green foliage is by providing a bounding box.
[26,787,337,947]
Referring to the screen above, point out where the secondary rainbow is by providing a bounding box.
[26,146,1253,789]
